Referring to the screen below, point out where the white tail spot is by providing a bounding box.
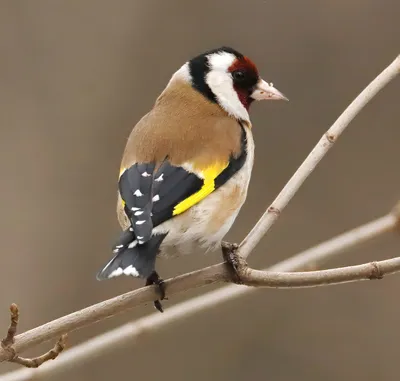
[109,267,123,278]
[123,265,139,277]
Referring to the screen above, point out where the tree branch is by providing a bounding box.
[0,207,399,366]
[0,54,398,372]
[0,211,399,381]
[238,54,400,259]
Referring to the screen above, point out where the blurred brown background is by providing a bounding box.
[0,1,399,380]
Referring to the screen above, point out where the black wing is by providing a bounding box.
[119,163,155,243]
[117,123,248,245]
[118,160,204,239]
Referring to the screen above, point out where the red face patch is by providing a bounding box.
[228,57,260,110]
[228,56,259,76]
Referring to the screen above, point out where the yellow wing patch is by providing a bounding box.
[172,162,229,216]
[119,167,127,207]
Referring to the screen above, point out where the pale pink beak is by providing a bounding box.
[251,79,288,101]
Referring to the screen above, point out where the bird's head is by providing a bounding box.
[172,46,288,122]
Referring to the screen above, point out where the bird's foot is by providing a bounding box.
[146,271,166,313]
[221,241,247,284]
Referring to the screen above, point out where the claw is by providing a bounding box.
[221,241,245,284]
[146,271,166,313]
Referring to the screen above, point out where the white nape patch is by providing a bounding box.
[141,171,151,177]
[137,235,144,239]
[128,240,137,249]
[123,265,139,277]
[134,210,144,216]
[155,174,164,182]
[168,62,192,85]
[152,194,160,202]
[136,220,146,225]
[108,267,123,278]
[206,52,250,122]
[133,189,143,197]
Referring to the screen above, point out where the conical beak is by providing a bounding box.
[251,79,289,101]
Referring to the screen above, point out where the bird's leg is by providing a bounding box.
[221,241,247,284]
[145,271,166,313]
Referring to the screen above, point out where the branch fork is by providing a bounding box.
[1,304,67,368]
[221,241,249,284]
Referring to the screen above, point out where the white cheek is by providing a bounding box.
[206,71,250,122]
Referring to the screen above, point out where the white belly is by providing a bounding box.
[154,128,255,257]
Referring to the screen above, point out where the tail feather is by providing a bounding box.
[96,233,167,280]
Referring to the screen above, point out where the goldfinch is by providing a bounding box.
[96,46,287,311]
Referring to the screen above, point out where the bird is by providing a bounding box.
[96,46,288,312]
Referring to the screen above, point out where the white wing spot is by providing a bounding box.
[152,194,160,202]
[129,227,134,231]
[137,236,143,239]
[134,210,144,216]
[136,220,146,225]
[116,245,124,249]
[138,240,145,244]
[133,189,143,197]
[141,171,151,177]
[131,207,140,211]
[155,174,164,182]
[128,240,137,249]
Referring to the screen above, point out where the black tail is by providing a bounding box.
[96,232,167,280]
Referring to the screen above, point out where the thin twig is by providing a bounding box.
[1,304,19,348]
[238,54,400,259]
[9,335,67,368]
[0,305,67,368]
[0,211,398,381]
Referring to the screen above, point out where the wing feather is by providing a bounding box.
[118,163,155,242]
[117,123,248,247]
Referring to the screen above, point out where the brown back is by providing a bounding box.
[121,79,244,170]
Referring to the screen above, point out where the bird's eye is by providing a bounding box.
[232,70,245,82]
